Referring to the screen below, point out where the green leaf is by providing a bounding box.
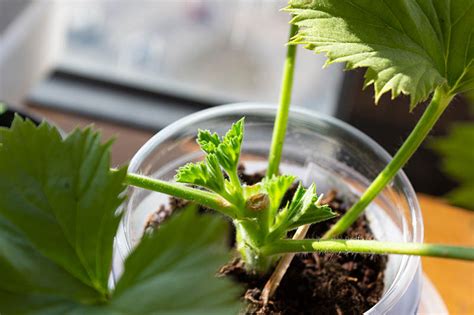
[431,122,474,210]
[0,117,126,293]
[1,207,243,314]
[197,129,221,154]
[0,117,241,314]
[0,216,100,305]
[281,184,318,226]
[176,118,246,204]
[262,175,296,216]
[272,183,336,236]
[111,208,241,315]
[223,118,244,143]
[175,154,226,193]
[195,118,244,174]
[215,118,244,173]
[287,0,474,108]
[287,204,336,230]
[0,291,90,315]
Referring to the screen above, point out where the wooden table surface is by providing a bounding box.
[419,195,474,314]
[30,107,474,314]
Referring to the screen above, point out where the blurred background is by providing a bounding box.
[0,0,473,202]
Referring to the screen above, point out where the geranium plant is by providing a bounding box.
[1,0,474,313]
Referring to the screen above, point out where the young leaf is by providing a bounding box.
[286,204,336,230]
[176,118,246,205]
[272,184,336,237]
[175,153,226,193]
[0,117,126,293]
[197,129,221,154]
[273,184,305,229]
[286,0,474,108]
[223,118,244,143]
[262,175,296,215]
[431,122,474,210]
[195,119,244,175]
[111,208,241,315]
[177,119,245,185]
[282,184,318,226]
[216,118,244,173]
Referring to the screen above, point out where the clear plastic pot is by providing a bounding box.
[113,104,423,314]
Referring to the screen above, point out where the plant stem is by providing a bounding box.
[261,224,310,304]
[324,87,454,239]
[261,239,474,261]
[234,221,275,273]
[261,194,324,303]
[123,172,238,218]
[267,23,299,178]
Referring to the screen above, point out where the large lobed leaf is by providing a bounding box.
[287,0,474,108]
[0,216,100,309]
[0,117,126,293]
[0,209,241,315]
[112,208,241,315]
[0,117,240,314]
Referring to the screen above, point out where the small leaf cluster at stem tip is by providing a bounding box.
[175,118,336,272]
[175,118,245,209]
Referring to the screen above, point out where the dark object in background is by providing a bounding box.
[0,102,41,127]
[342,70,473,196]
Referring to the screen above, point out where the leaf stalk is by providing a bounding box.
[123,172,238,218]
[261,239,474,261]
[267,23,299,177]
[324,87,454,239]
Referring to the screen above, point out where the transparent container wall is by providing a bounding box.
[118,105,423,314]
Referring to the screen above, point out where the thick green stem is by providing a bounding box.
[261,239,474,261]
[324,87,454,239]
[124,172,238,218]
[235,220,276,273]
[267,23,299,177]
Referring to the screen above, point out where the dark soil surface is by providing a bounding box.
[145,165,387,314]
